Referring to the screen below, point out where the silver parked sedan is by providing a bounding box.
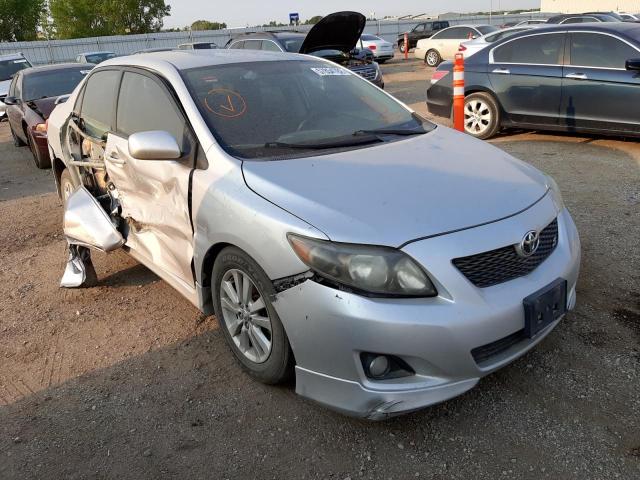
[358,34,395,62]
[47,49,580,419]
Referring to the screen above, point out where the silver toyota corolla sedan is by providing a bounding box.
[47,49,580,419]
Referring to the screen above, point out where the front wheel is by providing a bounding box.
[10,124,26,147]
[463,92,501,140]
[212,247,294,384]
[398,42,406,54]
[425,49,441,67]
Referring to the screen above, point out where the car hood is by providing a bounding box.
[299,11,366,54]
[25,97,56,120]
[242,127,550,246]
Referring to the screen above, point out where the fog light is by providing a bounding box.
[368,355,390,379]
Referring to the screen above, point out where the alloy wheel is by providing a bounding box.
[426,50,439,66]
[220,268,272,364]
[464,99,492,136]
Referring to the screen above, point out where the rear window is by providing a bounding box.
[22,67,89,101]
[493,33,564,64]
[182,60,427,159]
[0,57,31,82]
[84,53,115,63]
[361,34,379,41]
[477,25,499,35]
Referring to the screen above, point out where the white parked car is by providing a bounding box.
[0,53,32,118]
[415,24,498,66]
[75,51,116,64]
[514,19,548,26]
[358,34,394,63]
[458,26,540,58]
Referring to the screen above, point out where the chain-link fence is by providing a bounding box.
[0,13,554,65]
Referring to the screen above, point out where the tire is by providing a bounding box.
[425,49,441,67]
[59,168,75,206]
[463,92,501,140]
[398,41,406,54]
[212,246,294,384]
[27,131,51,169]
[10,123,26,147]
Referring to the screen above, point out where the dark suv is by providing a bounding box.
[226,12,384,88]
[397,21,450,53]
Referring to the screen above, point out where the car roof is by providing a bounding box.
[99,49,306,72]
[482,22,640,44]
[21,63,91,76]
[79,51,115,55]
[0,53,26,61]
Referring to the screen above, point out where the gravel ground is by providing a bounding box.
[0,56,639,479]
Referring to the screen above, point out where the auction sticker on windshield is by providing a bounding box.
[310,67,351,76]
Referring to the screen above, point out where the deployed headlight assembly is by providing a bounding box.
[287,233,437,297]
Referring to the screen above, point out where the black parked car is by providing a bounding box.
[397,20,450,53]
[226,11,384,88]
[426,23,640,139]
[546,13,620,24]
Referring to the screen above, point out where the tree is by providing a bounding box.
[0,0,45,41]
[191,20,227,31]
[261,20,286,27]
[49,0,170,39]
[304,15,323,25]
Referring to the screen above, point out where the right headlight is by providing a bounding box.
[287,233,437,297]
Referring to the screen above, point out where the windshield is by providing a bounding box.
[477,25,500,35]
[23,68,89,101]
[0,57,31,81]
[85,53,115,63]
[183,60,431,159]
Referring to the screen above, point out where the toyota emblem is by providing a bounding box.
[516,230,540,258]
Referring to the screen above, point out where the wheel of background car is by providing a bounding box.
[10,124,25,147]
[425,49,441,67]
[59,168,74,206]
[463,92,501,140]
[399,41,406,53]
[212,246,294,384]
[27,131,51,169]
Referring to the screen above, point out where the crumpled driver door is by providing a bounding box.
[103,132,195,287]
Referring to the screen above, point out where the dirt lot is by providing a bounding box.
[1,55,639,479]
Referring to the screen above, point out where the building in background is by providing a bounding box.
[541,0,640,12]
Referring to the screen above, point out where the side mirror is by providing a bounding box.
[625,58,640,71]
[128,130,181,160]
[55,94,71,105]
[3,96,19,106]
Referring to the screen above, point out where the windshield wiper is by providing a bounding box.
[265,135,382,150]
[352,127,428,136]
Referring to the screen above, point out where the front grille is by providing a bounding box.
[349,64,377,81]
[452,218,558,288]
[471,329,527,365]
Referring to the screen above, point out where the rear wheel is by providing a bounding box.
[463,92,501,140]
[59,168,74,206]
[398,41,406,54]
[212,247,294,384]
[425,49,441,67]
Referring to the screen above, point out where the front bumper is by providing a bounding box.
[273,195,580,419]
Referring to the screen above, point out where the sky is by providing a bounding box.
[163,0,541,28]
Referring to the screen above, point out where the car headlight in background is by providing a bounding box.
[546,174,565,210]
[287,233,437,297]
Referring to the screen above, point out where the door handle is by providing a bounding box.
[566,73,587,80]
[492,68,510,75]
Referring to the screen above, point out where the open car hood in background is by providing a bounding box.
[299,11,366,54]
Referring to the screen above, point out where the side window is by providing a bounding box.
[262,40,281,52]
[436,28,465,40]
[229,41,244,49]
[80,70,120,139]
[116,72,186,147]
[413,24,425,32]
[570,33,639,69]
[493,33,564,65]
[243,40,262,50]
